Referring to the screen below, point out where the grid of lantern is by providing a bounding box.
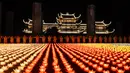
[0,44,46,73]
[0,43,129,73]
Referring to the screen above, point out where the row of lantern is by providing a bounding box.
[39,44,50,73]
[0,44,46,73]
[0,43,130,73]
[24,44,48,73]
[0,36,130,43]
[57,43,130,73]
[57,44,97,73]
[53,44,75,73]
[52,44,62,73]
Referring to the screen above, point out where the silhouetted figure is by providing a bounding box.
[4,36,8,43]
[0,36,2,43]
[59,36,63,43]
[66,36,69,43]
[48,36,51,43]
[35,35,39,43]
[16,36,20,43]
[77,36,80,43]
[119,36,122,43]
[10,36,14,43]
[113,36,117,43]
[129,36,130,43]
[82,36,86,43]
[23,35,27,43]
[93,35,97,43]
[71,36,75,43]
[104,36,107,43]
[99,36,103,43]
[123,36,127,43]
[42,36,46,43]
[89,36,92,43]
[108,36,112,43]
[53,36,57,43]
[29,36,32,43]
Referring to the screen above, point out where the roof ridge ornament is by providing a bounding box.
[57,13,60,17]
[102,20,112,26]
[42,20,45,24]
[66,12,69,15]
[76,14,81,19]
[60,12,63,15]
[28,18,32,21]
[72,13,75,15]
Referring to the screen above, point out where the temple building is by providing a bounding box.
[56,12,85,34]
[23,12,115,34]
[95,20,115,34]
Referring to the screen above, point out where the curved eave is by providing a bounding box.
[23,19,28,24]
[75,14,81,20]
[43,23,57,25]
[95,24,109,27]
[95,20,112,26]
[56,17,61,24]
[76,20,82,25]
[23,29,32,33]
[95,29,115,34]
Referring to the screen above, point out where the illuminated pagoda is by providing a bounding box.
[23,12,115,34]
[56,12,86,34]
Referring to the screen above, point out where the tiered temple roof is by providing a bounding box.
[56,12,82,24]
[23,13,115,34]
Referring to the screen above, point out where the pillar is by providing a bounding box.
[0,2,2,35]
[5,11,14,35]
[32,2,42,35]
[87,4,95,36]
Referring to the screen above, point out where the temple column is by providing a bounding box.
[32,2,42,35]
[5,11,14,35]
[87,4,95,36]
[0,2,2,35]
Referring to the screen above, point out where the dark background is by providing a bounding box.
[1,0,130,35]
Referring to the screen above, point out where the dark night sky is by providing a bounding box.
[1,0,130,35]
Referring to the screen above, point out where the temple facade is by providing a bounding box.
[23,12,115,34]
